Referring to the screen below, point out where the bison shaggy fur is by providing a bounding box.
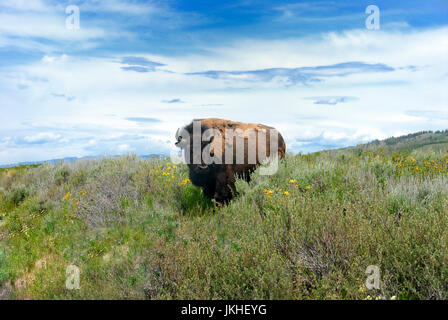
[175,118,286,204]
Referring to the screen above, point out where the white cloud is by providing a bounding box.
[0,12,107,41]
[79,0,158,15]
[23,132,62,143]
[0,1,140,53]
[1,0,50,12]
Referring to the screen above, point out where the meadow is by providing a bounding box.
[0,146,447,300]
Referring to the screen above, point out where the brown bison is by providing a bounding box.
[175,118,286,203]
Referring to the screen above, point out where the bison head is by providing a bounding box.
[174,121,220,174]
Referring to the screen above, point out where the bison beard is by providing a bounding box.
[175,118,286,204]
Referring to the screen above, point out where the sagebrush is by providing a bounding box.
[0,149,447,300]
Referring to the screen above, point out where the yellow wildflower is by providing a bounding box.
[62,192,71,201]
[179,178,191,186]
[283,191,290,196]
[289,179,296,184]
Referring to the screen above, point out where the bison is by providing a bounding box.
[175,118,286,203]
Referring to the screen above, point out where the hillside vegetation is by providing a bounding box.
[1,135,448,300]
[358,130,448,153]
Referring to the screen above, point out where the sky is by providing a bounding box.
[0,0,447,165]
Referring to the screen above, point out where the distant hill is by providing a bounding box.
[0,157,83,169]
[351,130,448,154]
[0,154,163,169]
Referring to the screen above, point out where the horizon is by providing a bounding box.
[2,128,447,168]
[1,0,448,165]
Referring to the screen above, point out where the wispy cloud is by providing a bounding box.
[405,110,448,120]
[186,62,395,86]
[81,133,170,156]
[120,66,152,73]
[304,96,358,105]
[79,0,158,15]
[51,93,76,102]
[120,56,165,73]
[14,132,64,145]
[0,0,51,12]
[125,117,161,123]
[0,12,106,42]
[162,98,185,104]
[273,1,343,21]
[197,103,224,107]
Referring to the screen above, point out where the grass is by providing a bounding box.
[0,148,447,300]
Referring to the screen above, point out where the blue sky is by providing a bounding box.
[0,0,447,165]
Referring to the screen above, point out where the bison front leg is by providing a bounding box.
[213,171,237,204]
[201,182,216,199]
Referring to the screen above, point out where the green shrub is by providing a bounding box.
[7,185,30,206]
[54,166,71,186]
